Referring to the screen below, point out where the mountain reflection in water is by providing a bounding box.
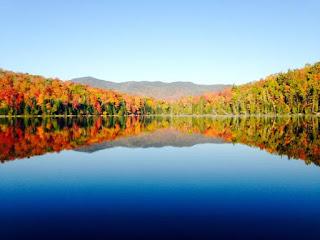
[0,116,319,165]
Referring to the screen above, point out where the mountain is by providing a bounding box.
[75,128,225,153]
[70,77,231,100]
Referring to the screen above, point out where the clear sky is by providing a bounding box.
[0,0,319,84]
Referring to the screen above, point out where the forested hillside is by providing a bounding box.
[0,70,158,116]
[0,62,319,116]
[170,62,320,115]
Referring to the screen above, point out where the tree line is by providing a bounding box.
[170,62,320,115]
[0,70,159,116]
[0,62,319,116]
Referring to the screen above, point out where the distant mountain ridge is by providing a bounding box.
[75,128,225,153]
[70,77,230,100]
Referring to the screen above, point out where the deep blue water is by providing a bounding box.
[1,143,320,239]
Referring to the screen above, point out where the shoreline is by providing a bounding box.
[0,113,319,118]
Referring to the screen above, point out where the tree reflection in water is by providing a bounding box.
[0,116,319,165]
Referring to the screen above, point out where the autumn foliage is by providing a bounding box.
[1,62,320,116]
[168,62,320,115]
[0,70,158,116]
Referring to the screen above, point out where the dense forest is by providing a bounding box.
[1,116,319,165]
[0,70,159,116]
[0,62,319,115]
[170,62,320,115]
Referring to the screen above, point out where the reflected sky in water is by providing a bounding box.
[0,117,320,239]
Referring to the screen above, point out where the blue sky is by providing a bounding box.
[0,0,319,84]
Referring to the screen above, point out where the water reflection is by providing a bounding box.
[0,116,319,165]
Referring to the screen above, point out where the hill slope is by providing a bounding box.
[70,77,230,100]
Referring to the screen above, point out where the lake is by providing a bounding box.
[0,116,320,239]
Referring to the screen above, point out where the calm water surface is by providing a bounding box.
[0,116,319,239]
